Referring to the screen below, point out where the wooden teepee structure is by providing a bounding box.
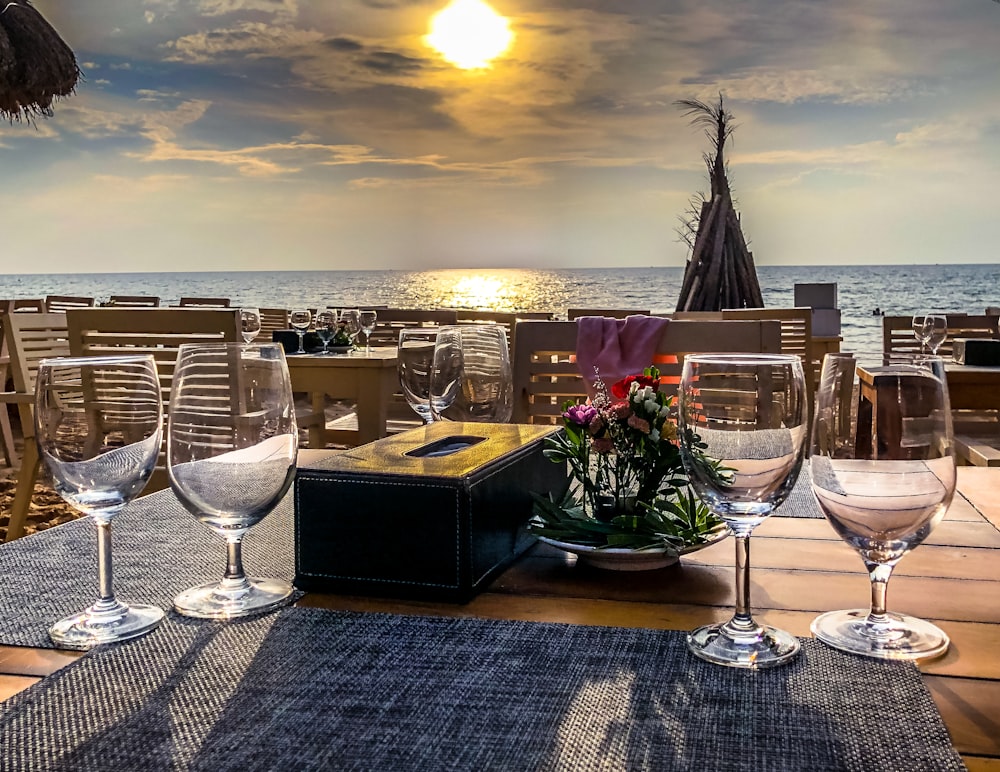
[675,95,763,312]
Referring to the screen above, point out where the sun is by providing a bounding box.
[425,0,514,70]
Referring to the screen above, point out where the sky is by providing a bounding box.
[2,0,999,273]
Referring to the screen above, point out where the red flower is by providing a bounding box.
[611,374,660,399]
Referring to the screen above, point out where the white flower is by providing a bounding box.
[644,398,658,413]
[659,405,671,419]
[649,429,660,443]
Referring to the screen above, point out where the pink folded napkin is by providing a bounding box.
[575,315,670,398]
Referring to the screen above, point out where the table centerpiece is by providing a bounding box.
[530,366,727,570]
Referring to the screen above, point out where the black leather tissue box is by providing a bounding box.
[953,338,1000,366]
[294,422,567,602]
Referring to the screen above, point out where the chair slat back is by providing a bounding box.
[177,297,231,308]
[1,312,70,445]
[511,319,782,424]
[44,295,95,312]
[259,308,290,335]
[367,309,459,347]
[106,295,161,307]
[567,308,651,320]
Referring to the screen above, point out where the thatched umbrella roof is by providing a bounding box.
[0,1,80,122]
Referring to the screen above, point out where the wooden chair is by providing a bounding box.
[366,309,459,347]
[259,308,290,337]
[0,312,70,541]
[511,319,782,424]
[883,314,999,359]
[567,308,651,320]
[44,295,95,312]
[106,295,161,308]
[177,297,231,308]
[66,307,243,493]
[9,299,44,312]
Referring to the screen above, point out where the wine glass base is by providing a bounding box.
[688,621,800,669]
[173,577,294,619]
[811,609,950,661]
[49,603,165,651]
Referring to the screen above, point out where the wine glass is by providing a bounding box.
[289,309,311,354]
[397,327,437,423]
[360,310,378,354]
[167,342,297,618]
[911,315,931,353]
[429,324,513,422]
[315,309,337,355]
[239,307,262,344]
[809,352,954,659]
[678,353,808,668]
[340,309,361,352]
[923,315,947,355]
[36,354,165,649]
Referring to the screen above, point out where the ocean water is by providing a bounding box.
[4,264,999,356]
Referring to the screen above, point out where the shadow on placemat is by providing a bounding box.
[0,608,964,771]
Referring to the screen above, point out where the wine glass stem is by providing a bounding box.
[296,331,305,354]
[866,561,893,622]
[730,533,757,632]
[93,518,124,615]
[223,536,251,591]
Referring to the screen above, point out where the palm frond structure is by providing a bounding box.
[674,95,763,312]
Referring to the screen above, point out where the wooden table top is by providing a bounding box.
[2,466,998,768]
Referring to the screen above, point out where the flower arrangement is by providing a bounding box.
[330,322,355,349]
[530,366,726,553]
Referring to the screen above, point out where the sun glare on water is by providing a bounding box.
[425,0,514,70]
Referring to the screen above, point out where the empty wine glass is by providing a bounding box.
[911,315,929,353]
[340,309,361,352]
[360,310,378,354]
[678,353,808,668]
[429,324,513,422]
[168,342,297,618]
[289,309,311,354]
[398,327,437,423]
[36,354,164,649]
[240,307,262,344]
[923,315,947,355]
[809,353,954,660]
[315,309,337,355]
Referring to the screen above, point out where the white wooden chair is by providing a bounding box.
[511,319,782,424]
[0,312,70,541]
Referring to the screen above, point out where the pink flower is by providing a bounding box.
[588,414,606,436]
[563,403,598,427]
[628,415,651,434]
[609,401,631,420]
[592,437,614,454]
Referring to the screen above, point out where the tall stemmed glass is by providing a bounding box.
[289,309,311,354]
[911,315,931,353]
[430,324,513,422]
[809,353,953,659]
[398,327,437,423]
[340,309,361,352]
[678,353,808,668]
[360,310,378,354]
[168,342,297,618]
[239,307,262,344]
[315,309,337,355]
[923,315,947,355]
[36,354,164,649]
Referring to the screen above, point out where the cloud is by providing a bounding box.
[163,21,325,62]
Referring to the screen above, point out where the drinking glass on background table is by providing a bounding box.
[923,315,947,355]
[429,324,512,422]
[167,342,297,618]
[678,353,808,668]
[809,353,954,660]
[239,307,262,344]
[36,354,164,649]
[397,327,437,423]
[360,310,378,354]
[289,309,311,354]
[315,309,337,355]
[340,309,361,351]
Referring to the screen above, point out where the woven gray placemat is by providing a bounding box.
[0,608,965,771]
[0,488,297,649]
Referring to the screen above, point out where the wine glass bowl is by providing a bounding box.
[359,310,378,354]
[809,353,954,660]
[429,324,512,423]
[36,354,165,649]
[315,309,337,355]
[678,353,808,668]
[923,315,947,355]
[289,309,311,354]
[340,309,361,352]
[239,307,262,344]
[397,327,437,423]
[167,342,297,618]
